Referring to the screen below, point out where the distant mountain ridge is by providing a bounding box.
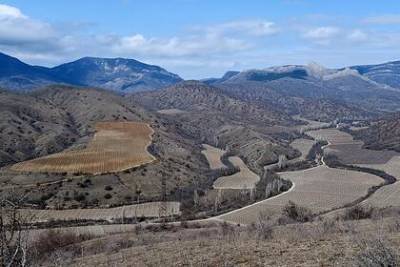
[0,52,182,92]
[206,62,400,115]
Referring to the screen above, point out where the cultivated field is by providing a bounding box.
[11,122,155,174]
[218,165,382,225]
[264,138,316,171]
[290,138,316,160]
[356,156,400,178]
[19,202,181,223]
[362,181,400,208]
[213,156,259,190]
[201,144,226,170]
[306,128,355,145]
[294,116,332,133]
[306,128,399,166]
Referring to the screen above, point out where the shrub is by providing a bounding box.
[74,193,86,202]
[104,185,113,191]
[104,193,112,199]
[31,230,92,260]
[282,201,313,223]
[354,238,398,267]
[343,205,374,221]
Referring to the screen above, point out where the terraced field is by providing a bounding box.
[306,128,355,145]
[19,202,180,223]
[362,182,400,208]
[213,156,259,189]
[201,144,226,170]
[294,116,332,133]
[264,138,316,171]
[306,128,398,165]
[218,165,382,225]
[289,138,316,160]
[11,122,155,174]
[302,128,400,211]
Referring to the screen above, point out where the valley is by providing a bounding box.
[2,53,400,266]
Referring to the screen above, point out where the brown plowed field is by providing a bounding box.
[11,122,155,174]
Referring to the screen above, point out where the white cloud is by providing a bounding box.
[111,33,250,57]
[363,14,400,25]
[347,29,368,42]
[207,20,279,37]
[0,4,26,19]
[303,26,340,40]
[0,4,56,45]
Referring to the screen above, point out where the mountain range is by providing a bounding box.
[2,51,400,117]
[0,52,182,92]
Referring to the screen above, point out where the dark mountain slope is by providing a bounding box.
[0,53,61,91]
[351,60,400,89]
[0,52,182,92]
[50,57,182,92]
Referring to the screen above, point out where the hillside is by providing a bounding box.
[0,86,211,208]
[0,52,182,92]
[351,60,400,89]
[131,81,300,170]
[352,113,400,152]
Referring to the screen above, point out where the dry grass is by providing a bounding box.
[213,156,259,190]
[65,218,400,267]
[201,144,226,170]
[11,122,155,174]
[156,108,186,115]
[218,166,382,225]
[19,201,180,223]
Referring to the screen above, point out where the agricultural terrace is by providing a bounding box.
[306,128,355,145]
[11,122,155,174]
[306,128,398,166]
[304,127,400,212]
[361,181,400,208]
[290,138,316,160]
[264,138,316,171]
[19,202,180,224]
[294,116,331,133]
[201,144,226,170]
[213,156,259,190]
[218,165,382,225]
[355,156,400,179]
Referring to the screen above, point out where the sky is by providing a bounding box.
[1,0,400,79]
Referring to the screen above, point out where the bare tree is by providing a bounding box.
[193,189,199,209]
[277,154,287,170]
[0,195,32,267]
[214,189,222,213]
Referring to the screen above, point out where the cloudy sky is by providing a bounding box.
[1,0,400,79]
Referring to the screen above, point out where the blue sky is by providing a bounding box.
[1,0,400,78]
